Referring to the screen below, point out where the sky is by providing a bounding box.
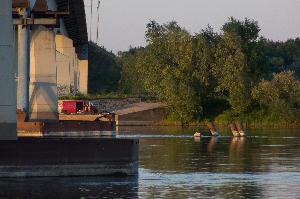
[84,0,300,53]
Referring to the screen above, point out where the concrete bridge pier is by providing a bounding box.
[17,8,30,114]
[0,0,17,140]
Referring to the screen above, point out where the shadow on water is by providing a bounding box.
[0,176,138,199]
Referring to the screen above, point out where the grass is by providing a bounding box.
[58,92,157,101]
[157,108,300,128]
[214,109,300,128]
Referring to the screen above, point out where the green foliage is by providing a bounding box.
[252,71,300,122]
[88,42,121,93]
[213,18,270,116]
[258,38,300,77]
[58,92,145,100]
[142,21,202,124]
[222,17,260,43]
[118,47,146,94]
[88,17,300,125]
[213,31,251,114]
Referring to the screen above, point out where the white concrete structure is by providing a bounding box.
[55,34,79,95]
[0,0,17,140]
[45,0,57,10]
[17,9,30,112]
[56,50,71,96]
[79,60,88,94]
[74,54,79,92]
[29,0,37,8]
[29,26,58,121]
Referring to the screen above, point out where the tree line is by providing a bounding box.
[90,18,300,125]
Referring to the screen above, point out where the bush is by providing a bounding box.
[252,71,300,122]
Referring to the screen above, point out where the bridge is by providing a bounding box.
[0,0,88,140]
[0,0,139,177]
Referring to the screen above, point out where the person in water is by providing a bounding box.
[194,132,201,137]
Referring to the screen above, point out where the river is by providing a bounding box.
[1,126,300,198]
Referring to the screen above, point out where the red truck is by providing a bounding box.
[60,100,98,114]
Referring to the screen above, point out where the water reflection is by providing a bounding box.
[194,136,201,142]
[229,137,246,159]
[141,135,300,172]
[194,136,219,153]
[207,136,218,153]
[138,133,300,198]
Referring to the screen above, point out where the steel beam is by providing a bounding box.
[13,18,57,25]
[12,0,30,8]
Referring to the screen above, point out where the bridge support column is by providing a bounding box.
[29,26,58,121]
[78,60,88,94]
[17,9,30,114]
[0,0,17,140]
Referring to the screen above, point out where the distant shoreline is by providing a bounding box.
[156,120,300,129]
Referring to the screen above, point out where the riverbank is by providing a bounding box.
[155,108,300,129]
[156,119,300,129]
[58,96,300,128]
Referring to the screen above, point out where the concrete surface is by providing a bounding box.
[79,59,88,94]
[115,102,168,126]
[0,0,17,140]
[55,34,79,95]
[0,137,139,177]
[29,26,58,121]
[56,50,71,96]
[115,102,166,116]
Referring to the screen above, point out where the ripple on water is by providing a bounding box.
[138,169,300,198]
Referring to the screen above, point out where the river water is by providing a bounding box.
[1,126,300,198]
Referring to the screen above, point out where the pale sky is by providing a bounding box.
[84,0,300,53]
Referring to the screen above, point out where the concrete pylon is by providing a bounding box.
[29,0,37,9]
[79,60,88,94]
[74,54,79,92]
[0,0,17,140]
[29,26,58,121]
[55,34,77,94]
[56,51,71,96]
[17,9,30,113]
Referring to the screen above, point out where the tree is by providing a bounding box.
[118,47,146,94]
[213,18,268,116]
[252,71,300,122]
[143,21,201,124]
[116,18,300,125]
[88,42,121,93]
[213,32,251,114]
[222,17,260,43]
